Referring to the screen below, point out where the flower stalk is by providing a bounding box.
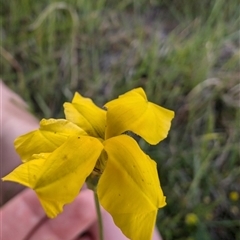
[86,171,104,240]
[94,190,104,240]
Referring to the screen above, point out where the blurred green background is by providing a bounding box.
[1,0,239,239]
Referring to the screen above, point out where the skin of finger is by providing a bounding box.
[1,80,38,173]
[1,81,39,203]
[28,190,98,240]
[78,236,92,240]
[1,189,46,240]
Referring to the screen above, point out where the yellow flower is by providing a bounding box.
[185,213,199,226]
[229,191,239,202]
[3,88,174,240]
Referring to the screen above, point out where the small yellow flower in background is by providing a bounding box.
[185,213,199,226]
[229,191,239,202]
[2,88,174,240]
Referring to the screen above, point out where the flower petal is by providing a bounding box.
[64,92,106,138]
[98,135,165,240]
[14,118,86,162]
[2,154,49,188]
[3,135,103,218]
[104,88,174,144]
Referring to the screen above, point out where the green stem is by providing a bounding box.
[94,190,104,240]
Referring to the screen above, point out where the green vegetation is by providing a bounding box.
[1,0,239,239]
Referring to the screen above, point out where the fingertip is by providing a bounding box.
[29,189,97,240]
[1,189,46,240]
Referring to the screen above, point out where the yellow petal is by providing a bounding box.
[2,154,49,188]
[14,118,86,162]
[98,135,165,240]
[64,92,106,138]
[105,88,174,144]
[4,135,103,218]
